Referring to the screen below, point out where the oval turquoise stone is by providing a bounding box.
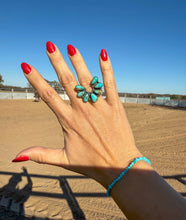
[91,93,98,103]
[91,76,98,85]
[77,91,86,97]
[94,82,103,89]
[83,93,89,102]
[75,85,85,91]
[93,89,103,95]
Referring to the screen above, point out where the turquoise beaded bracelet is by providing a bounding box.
[107,157,151,197]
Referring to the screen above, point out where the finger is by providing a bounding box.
[12,146,68,167]
[67,45,92,89]
[99,49,119,105]
[68,45,106,106]
[21,62,71,119]
[46,42,79,102]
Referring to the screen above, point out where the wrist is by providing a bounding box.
[98,150,148,189]
[106,157,151,196]
[109,159,153,196]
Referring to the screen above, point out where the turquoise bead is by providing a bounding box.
[94,82,103,89]
[93,89,103,95]
[83,93,89,102]
[91,93,98,102]
[77,91,86,97]
[91,76,98,85]
[75,85,85,91]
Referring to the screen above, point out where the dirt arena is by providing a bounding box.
[0,100,185,219]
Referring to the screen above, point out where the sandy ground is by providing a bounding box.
[0,100,185,219]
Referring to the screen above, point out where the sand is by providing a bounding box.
[0,100,185,219]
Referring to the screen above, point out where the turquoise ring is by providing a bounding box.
[75,76,103,103]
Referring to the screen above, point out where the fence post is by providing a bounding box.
[124,94,126,103]
[150,96,152,104]
[11,88,14,99]
[137,94,139,104]
[26,89,28,99]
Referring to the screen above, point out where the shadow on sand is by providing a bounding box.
[0,168,106,219]
[0,169,185,219]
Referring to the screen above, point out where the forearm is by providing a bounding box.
[108,161,186,220]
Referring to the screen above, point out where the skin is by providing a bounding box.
[14,44,186,219]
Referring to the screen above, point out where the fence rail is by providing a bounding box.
[0,89,186,107]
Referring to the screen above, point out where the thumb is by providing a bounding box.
[12,146,67,167]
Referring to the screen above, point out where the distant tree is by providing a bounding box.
[27,79,64,93]
[0,74,4,87]
[45,79,64,93]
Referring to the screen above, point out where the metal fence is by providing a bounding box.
[0,89,68,100]
[0,89,186,107]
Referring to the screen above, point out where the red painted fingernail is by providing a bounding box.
[67,44,76,56]
[46,41,56,54]
[21,62,31,74]
[12,156,30,162]
[100,49,108,61]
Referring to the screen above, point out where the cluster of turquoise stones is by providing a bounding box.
[75,76,103,103]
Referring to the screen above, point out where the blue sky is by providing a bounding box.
[0,0,185,94]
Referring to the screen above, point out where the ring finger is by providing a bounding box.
[67,45,105,105]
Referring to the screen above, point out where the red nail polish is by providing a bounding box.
[100,49,108,61]
[21,63,31,74]
[46,41,56,54]
[67,44,76,56]
[12,155,30,162]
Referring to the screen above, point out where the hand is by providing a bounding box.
[13,42,142,188]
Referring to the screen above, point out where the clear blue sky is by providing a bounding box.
[0,0,185,94]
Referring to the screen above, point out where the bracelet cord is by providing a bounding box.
[106,157,151,197]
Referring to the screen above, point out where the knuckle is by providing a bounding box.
[104,79,115,90]
[41,87,56,103]
[61,74,75,88]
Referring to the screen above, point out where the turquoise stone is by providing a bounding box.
[91,76,98,85]
[75,85,85,91]
[91,93,98,102]
[83,93,89,102]
[93,89,103,95]
[77,91,86,97]
[94,82,103,89]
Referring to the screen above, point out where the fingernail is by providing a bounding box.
[46,41,56,54]
[100,49,108,61]
[67,44,76,56]
[12,156,30,162]
[21,62,31,74]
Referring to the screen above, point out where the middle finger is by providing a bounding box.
[46,41,78,102]
[67,45,93,90]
